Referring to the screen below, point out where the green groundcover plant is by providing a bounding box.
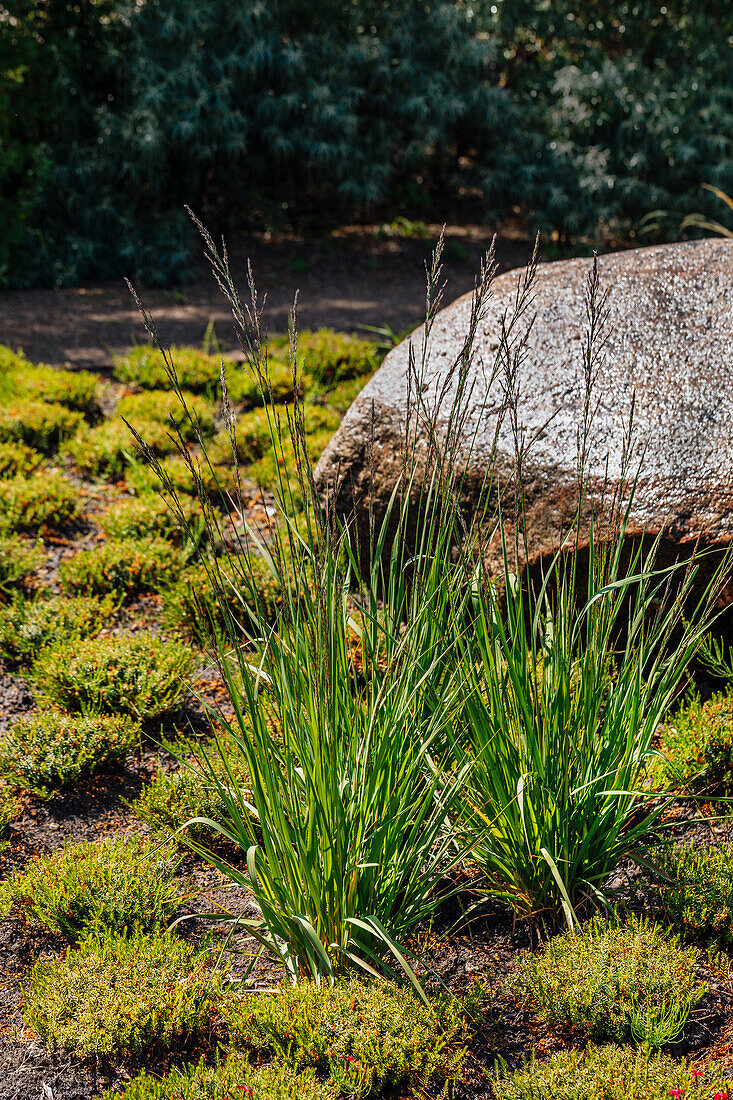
[0,399,84,453]
[128,225,729,989]
[23,930,220,1060]
[0,835,184,943]
[0,535,46,600]
[654,688,733,793]
[493,1044,728,1100]
[0,470,79,533]
[0,710,139,796]
[0,440,44,479]
[646,842,733,947]
[508,914,703,1045]
[65,418,181,479]
[0,593,114,665]
[102,1056,334,1100]
[59,536,184,597]
[223,978,466,1097]
[32,632,193,720]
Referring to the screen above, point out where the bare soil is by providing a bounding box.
[0,226,535,371]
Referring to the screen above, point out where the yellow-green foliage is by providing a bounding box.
[113,344,222,394]
[656,688,733,791]
[125,453,239,499]
[162,555,285,644]
[0,835,183,943]
[116,389,217,437]
[223,979,465,1097]
[0,593,114,665]
[225,357,301,406]
[276,329,379,386]
[0,710,138,796]
[508,914,703,1044]
[0,471,79,534]
[647,842,733,946]
[0,440,44,479]
[102,1056,334,1100]
[4,362,102,415]
[59,536,183,596]
[0,399,84,454]
[65,417,178,479]
[0,536,46,600]
[0,781,20,852]
[494,1044,727,1100]
[24,931,220,1059]
[97,493,200,543]
[32,631,194,719]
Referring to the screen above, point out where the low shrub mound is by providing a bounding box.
[59,537,183,597]
[0,471,79,534]
[0,835,183,943]
[0,440,44,479]
[0,536,46,600]
[116,389,217,437]
[223,978,465,1096]
[113,345,224,394]
[0,711,139,796]
[493,1044,727,1100]
[647,842,733,946]
[104,1057,334,1100]
[130,734,252,848]
[162,555,284,644]
[656,689,733,792]
[32,631,194,719]
[0,593,114,665]
[0,399,84,454]
[508,915,703,1045]
[272,329,379,386]
[6,363,102,416]
[65,418,179,479]
[0,782,20,852]
[125,453,239,499]
[23,931,220,1060]
[97,494,200,542]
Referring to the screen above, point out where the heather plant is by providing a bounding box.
[125,453,239,500]
[0,470,79,533]
[0,835,184,943]
[0,536,46,600]
[102,1057,334,1100]
[0,593,114,665]
[0,710,139,796]
[117,389,217,437]
[223,978,466,1096]
[23,930,220,1060]
[0,399,83,453]
[59,537,184,597]
[97,493,203,544]
[32,632,193,720]
[654,688,733,793]
[508,914,703,1045]
[2,361,102,415]
[65,417,179,479]
[0,782,20,852]
[114,345,225,394]
[646,842,733,946]
[494,1044,727,1100]
[0,440,43,479]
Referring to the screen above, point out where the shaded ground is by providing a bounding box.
[0,226,537,371]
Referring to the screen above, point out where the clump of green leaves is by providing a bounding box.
[0,710,139,796]
[102,1055,334,1100]
[23,931,220,1060]
[655,689,733,792]
[32,632,194,719]
[65,418,179,479]
[4,362,102,416]
[494,1044,726,1100]
[117,389,217,437]
[224,978,465,1097]
[114,345,224,395]
[0,536,46,600]
[646,842,733,947]
[97,493,201,543]
[59,537,183,597]
[0,440,43,479]
[508,915,703,1045]
[0,399,84,453]
[0,470,79,534]
[0,782,20,852]
[0,593,114,665]
[0,835,183,943]
[286,329,379,386]
[162,555,285,644]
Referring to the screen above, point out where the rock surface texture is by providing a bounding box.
[316,239,733,573]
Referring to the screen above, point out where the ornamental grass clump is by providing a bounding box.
[0,835,184,943]
[23,930,220,1060]
[32,632,193,719]
[508,914,703,1045]
[0,710,139,796]
[223,978,466,1097]
[494,1044,727,1100]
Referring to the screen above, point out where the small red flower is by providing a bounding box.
[713,1093,729,1100]
[691,1071,703,1078]
[668,1091,684,1098]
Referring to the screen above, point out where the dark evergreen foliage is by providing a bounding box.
[2,0,731,287]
